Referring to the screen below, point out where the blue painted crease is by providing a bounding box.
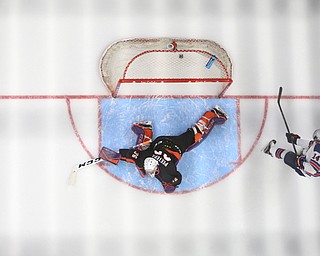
[101,98,238,193]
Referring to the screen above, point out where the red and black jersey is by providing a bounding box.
[119,136,188,193]
[103,107,228,193]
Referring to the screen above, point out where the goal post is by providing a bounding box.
[100,38,233,98]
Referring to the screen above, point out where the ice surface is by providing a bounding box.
[100,98,238,193]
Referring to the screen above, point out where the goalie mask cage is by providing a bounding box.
[100,38,233,98]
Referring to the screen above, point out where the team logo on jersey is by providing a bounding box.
[152,150,170,166]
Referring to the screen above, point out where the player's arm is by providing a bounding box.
[119,149,140,164]
[296,139,312,149]
[99,147,121,165]
[156,166,182,193]
[160,182,178,193]
[286,133,310,148]
[286,133,300,145]
[119,148,148,177]
[158,175,181,193]
[99,147,139,165]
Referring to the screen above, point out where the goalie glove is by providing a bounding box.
[286,133,300,145]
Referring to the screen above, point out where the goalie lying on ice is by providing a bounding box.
[99,105,228,193]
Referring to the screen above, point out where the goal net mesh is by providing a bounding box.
[100,38,233,97]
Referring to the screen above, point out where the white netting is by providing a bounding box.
[100,38,232,97]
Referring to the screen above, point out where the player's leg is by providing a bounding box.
[185,105,228,151]
[165,105,228,153]
[153,105,228,156]
[131,121,153,150]
[263,140,305,176]
[194,105,228,134]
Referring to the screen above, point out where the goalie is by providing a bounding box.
[263,129,320,177]
[99,105,228,193]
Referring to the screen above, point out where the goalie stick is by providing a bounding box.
[68,157,104,185]
[277,86,297,154]
[68,139,152,185]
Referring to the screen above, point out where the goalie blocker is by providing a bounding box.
[99,105,228,193]
[99,147,121,165]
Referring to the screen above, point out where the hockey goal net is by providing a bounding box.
[100,38,233,98]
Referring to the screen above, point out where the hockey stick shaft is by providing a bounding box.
[277,87,297,153]
[76,157,104,170]
[68,139,152,185]
[76,140,151,169]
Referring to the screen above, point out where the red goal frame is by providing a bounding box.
[100,38,233,98]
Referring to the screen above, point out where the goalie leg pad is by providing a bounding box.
[185,112,216,151]
[192,105,228,143]
[192,111,216,143]
[131,121,152,134]
[131,121,153,149]
[186,106,228,152]
[99,147,121,165]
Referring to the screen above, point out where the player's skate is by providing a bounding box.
[212,105,229,120]
[263,139,277,157]
[132,121,152,129]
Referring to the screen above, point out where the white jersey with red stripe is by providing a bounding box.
[297,139,320,177]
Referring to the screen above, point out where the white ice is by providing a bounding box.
[0,1,319,256]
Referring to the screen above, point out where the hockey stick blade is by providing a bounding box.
[68,157,105,186]
[68,168,78,186]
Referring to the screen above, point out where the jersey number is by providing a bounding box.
[131,151,139,159]
[312,153,320,162]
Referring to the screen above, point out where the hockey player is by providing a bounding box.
[263,129,320,177]
[99,105,228,193]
